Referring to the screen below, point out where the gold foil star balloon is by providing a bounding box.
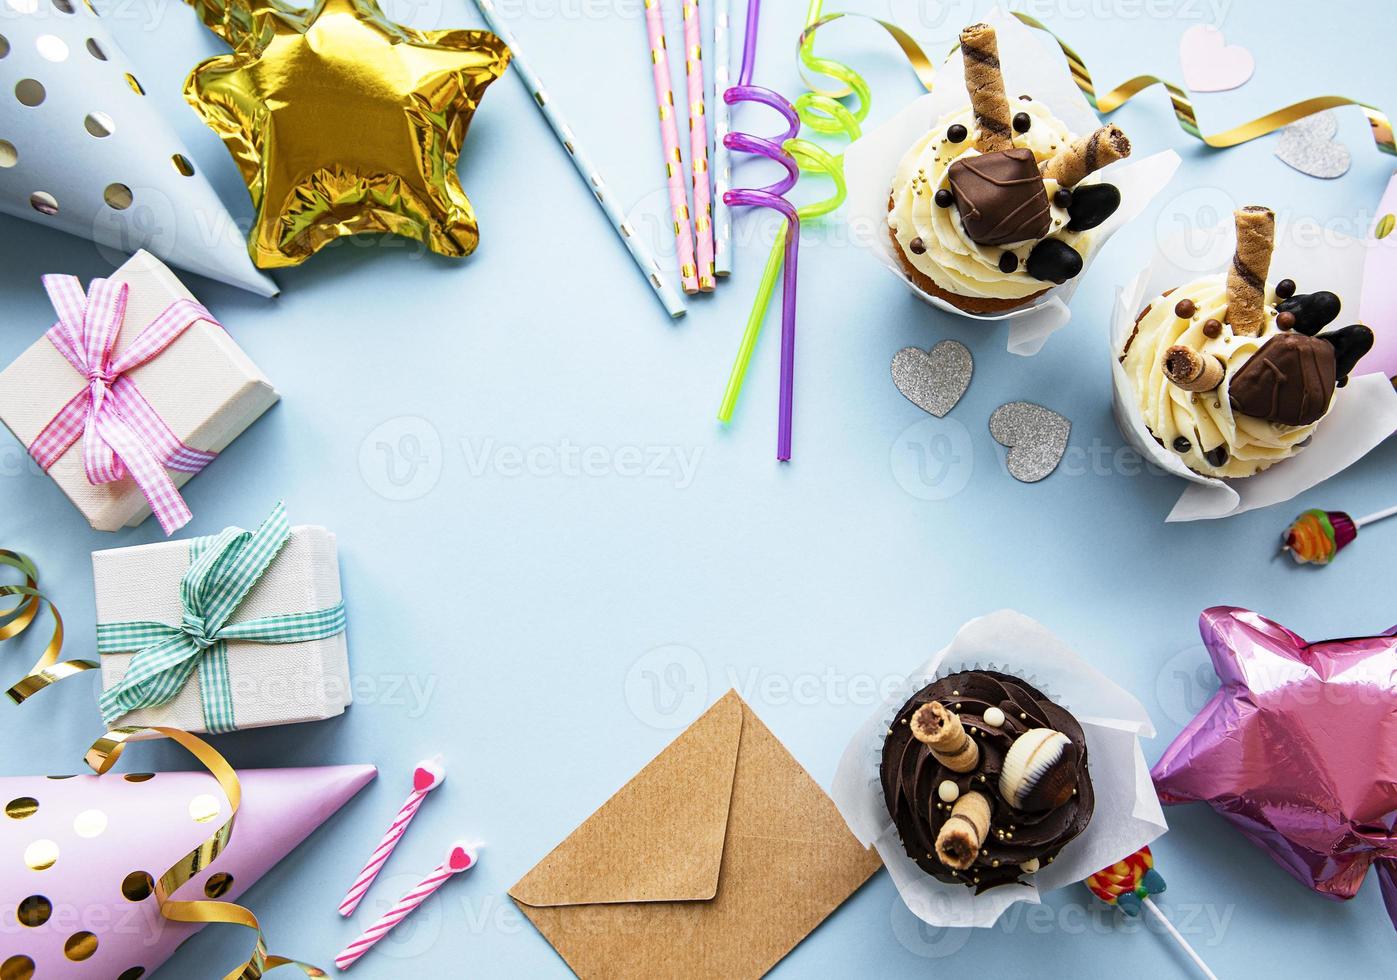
[182,0,510,267]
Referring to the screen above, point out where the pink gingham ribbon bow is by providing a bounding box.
[28,274,218,534]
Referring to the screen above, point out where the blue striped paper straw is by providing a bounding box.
[473,0,688,318]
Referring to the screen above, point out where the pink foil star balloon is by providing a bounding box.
[1151,608,1397,927]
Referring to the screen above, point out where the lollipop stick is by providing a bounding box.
[1142,897,1219,980]
[1355,504,1397,528]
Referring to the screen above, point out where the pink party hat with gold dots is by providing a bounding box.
[1,764,374,978]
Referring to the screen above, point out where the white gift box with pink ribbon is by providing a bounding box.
[0,250,278,532]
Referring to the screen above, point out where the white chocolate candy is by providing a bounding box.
[938,780,960,803]
[982,706,1005,728]
[1019,858,1040,873]
[999,728,1078,811]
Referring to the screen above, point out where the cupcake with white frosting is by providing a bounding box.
[887,23,1131,314]
[1120,206,1374,478]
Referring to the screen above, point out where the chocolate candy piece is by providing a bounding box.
[1174,298,1196,319]
[947,148,1052,246]
[1065,183,1120,232]
[934,188,954,207]
[998,251,1019,273]
[1318,324,1375,385]
[1052,188,1072,209]
[1276,290,1341,336]
[909,237,926,255]
[1013,111,1031,133]
[947,123,968,143]
[1275,311,1297,331]
[1172,436,1192,453]
[1229,333,1337,426]
[1026,238,1083,283]
[1202,319,1222,338]
[1204,445,1229,468]
[1275,278,1296,299]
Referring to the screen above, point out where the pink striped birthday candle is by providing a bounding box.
[337,755,445,917]
[681,0,715,290]
[643,0,699,293]
[335,843,480,970]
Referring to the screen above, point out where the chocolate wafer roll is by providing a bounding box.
[1163,345,1226,392]
[960,23,1013,153]
[935,791,991,870]
[910,701,980,773]
[1226,206,1275,337]
[1040,124,1131,187]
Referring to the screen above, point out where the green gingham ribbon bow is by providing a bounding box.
[96,501,346,733]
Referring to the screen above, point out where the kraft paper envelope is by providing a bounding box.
[510,691,881,979]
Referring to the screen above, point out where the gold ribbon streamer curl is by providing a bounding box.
[86,726,325,979]
[1,549,96,704]
[797,10,1395,157]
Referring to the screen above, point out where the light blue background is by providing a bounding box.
[3,0,1396,976]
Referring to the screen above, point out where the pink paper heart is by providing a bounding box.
[1179,25,1254,93]
[448,846,474,872]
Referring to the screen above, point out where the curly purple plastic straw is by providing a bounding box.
[723,0,801,460]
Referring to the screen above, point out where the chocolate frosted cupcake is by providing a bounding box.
[1120,206,1375,478]
[887,23,1131,314]
[880,670,1093,892]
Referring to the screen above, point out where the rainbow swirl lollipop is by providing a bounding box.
[1085,845,1165,916]
[1085,846,1218,979]
[1282,505,1397,565]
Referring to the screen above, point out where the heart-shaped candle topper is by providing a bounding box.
[414,755,447,793]
[891,340,973,418]
[1275,111,1352,179]
[1179,25,1255,93]
[448,843,479,872]
[990,402,1071,483]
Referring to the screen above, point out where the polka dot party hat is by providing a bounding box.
[1,763,374,978]
[0,0,277,296]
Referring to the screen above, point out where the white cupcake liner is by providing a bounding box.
[843,7,1179,355]
[830,609,1165,929]
[1111,219,1397,521]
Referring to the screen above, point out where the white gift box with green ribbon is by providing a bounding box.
[92,502,351,734]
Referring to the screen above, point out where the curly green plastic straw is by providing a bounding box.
[717,0,867,423]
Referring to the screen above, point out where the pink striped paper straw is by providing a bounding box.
[335,843,480,970]
[681,0,715,290]
[643,0,699,294]
[337,755,445,917]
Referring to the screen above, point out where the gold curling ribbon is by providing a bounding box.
[1,549,97,704]
[86,725,325,979]
[797,10,1395,157]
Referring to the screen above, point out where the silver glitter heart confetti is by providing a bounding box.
[1275,111,1351,179]
[891,340,973,418]
[990,402,1071,483]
